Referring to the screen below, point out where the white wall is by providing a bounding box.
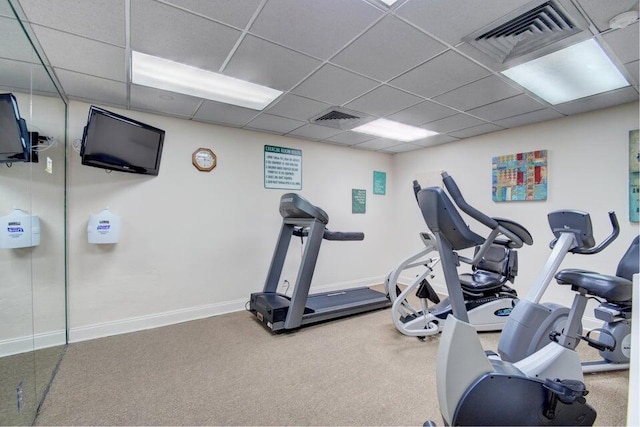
[66,101,394,341]
[391,101,640,328]
[65,100,639,341]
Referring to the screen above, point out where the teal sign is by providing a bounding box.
[352,189,366,214]
[373,171,386,195]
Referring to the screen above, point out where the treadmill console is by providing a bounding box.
[279,193,329,224]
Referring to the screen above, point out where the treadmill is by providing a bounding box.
[249,193,391,332]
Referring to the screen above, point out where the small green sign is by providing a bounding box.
[373,171,386,195]
[352,189,366,214]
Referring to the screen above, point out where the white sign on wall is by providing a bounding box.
[264,145,302,190]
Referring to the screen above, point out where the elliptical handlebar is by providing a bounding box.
[571,211,620,255]
[412,180,421,202]
[440,171,532,249]
[441,171,499,230]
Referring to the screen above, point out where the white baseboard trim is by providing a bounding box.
[69,298,248,343]
[0,330,66,358]
[69,276,387,344]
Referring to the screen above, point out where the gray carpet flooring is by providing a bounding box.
[35,308,629,426]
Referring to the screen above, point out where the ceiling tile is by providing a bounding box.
[325,131,375,145]
[352,138,399,150]
[249,0,383,59]
[625,60,639,86]
[422,113,487,133]
[131,0,241,72]
[433,75,522,111]
[602,22,640,64]
[32,25,125,82]
[193,100,259,127]
[265,94,331,122]
[287,123,343,140]
[331,15,446,81]
[395,0,532,45]
[161,0,262,29]
[390,50,490,98]
[0,1,13,16]
[292,64,379,105]
[130,85,202,118]
[575,0,639,32]
[246,114,306,134]
[344,85,422,117]
[19,0,125,46]
[0,16,39,63]
[552,86,640,115]
[494,108,565,129]
[467,94,546,121]
[0,58,58,95]
[448,123,503,138]
[387,100,458,126]
[55,69,127,107]
[222,35,321,91]
[412,134,459,147]
[381,143,422,153]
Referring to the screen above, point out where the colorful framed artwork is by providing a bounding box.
[492,150,547,202]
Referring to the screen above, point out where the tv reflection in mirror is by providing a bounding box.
[0,93,30,164]
[80,106,165,176]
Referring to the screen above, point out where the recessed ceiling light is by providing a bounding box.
[131,51,283,110]
[501,39,629,105]
[352,118,438,142]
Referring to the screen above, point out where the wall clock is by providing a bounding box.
[192,148,217,172]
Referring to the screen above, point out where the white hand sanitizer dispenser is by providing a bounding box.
[0,208,41,249]
[88,208,121,244]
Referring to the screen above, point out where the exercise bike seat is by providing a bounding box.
[555,269,632,303]
[555,235,639,304]
[459,244,517,293]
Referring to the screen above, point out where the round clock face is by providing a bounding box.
[193,148,217,171]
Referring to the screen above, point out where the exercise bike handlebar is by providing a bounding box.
[572,211,620,255]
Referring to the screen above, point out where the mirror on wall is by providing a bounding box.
[0,0,67,424]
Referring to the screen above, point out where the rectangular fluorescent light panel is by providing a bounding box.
[352,118,438,142]
[131,51,282,110]
[501,39,629,105]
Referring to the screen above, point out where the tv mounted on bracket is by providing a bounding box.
[80,106,165,176]
[0,93,31,164]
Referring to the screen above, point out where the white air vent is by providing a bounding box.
[310,107,373,130]
[465,0,584,64]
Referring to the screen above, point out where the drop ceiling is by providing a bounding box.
[1,0,638,153]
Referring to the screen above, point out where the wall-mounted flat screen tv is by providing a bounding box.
[0,93,30,164]
[80,106,165,176]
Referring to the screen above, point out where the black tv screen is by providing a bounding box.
[80,106,165,175]
[0,93,30,164]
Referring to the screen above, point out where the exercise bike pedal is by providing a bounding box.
[543,378,589,419]
[580,330,615,352]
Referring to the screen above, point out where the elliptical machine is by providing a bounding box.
[384,181,528,339]
[422,171,596,425]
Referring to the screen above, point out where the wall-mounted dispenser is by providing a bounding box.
[0,208,40,249]
[88,208,121,244]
